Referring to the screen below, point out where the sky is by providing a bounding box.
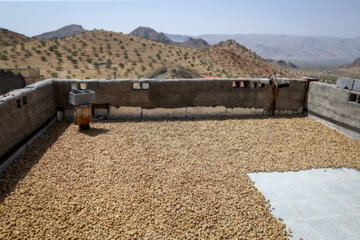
[0,0,360,38]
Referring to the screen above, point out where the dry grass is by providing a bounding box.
[0,117,359,239]
[0,30,296,79]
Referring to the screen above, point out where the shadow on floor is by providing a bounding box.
[0,122,70,203]
[78,127,109,137]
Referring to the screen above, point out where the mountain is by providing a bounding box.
[175,37,210,48]
[269,59,297,69]
[0,27,32,47]
[33,24,87,40]
[129,26,172,44]
[0,29,294,80]
[130,27,209,48]
[166,33,360,66]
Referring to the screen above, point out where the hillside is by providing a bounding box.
[130,27,209,49]
[166,33,360,65]
[338,57,360,74]
[0,28,32,47]
[34,24,87,40]
[0,29,295,79]
[345,57,360,68]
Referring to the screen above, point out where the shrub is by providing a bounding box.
[0,55,8,60]
[106,59,112,69]
[51,72,58,77]
[118,63,124,68]
[55,50,62,57]
[41,56,47,62]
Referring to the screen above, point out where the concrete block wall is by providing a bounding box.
[336,77,360,92]
[0,80,56,161]
[306,81,360,132]
[53,78,306,115]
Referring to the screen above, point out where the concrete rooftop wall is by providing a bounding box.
[0,80,56,161]
[54,78,305,113]
[306,81,360,132]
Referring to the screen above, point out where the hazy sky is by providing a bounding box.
[1,0,360,38]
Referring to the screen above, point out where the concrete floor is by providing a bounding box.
[249,168,360,240]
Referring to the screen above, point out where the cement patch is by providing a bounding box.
[225,107,264,116]
[142,108,186,119]
[94,108,108,116]
[186,106,226,117]
[248,168,360,240]
[108,106,142,119]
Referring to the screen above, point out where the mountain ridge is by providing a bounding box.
[130,26,209,48]
[33,24,87,40]
[166,33,360,64]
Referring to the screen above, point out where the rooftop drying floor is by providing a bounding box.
[0,117,359,239]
